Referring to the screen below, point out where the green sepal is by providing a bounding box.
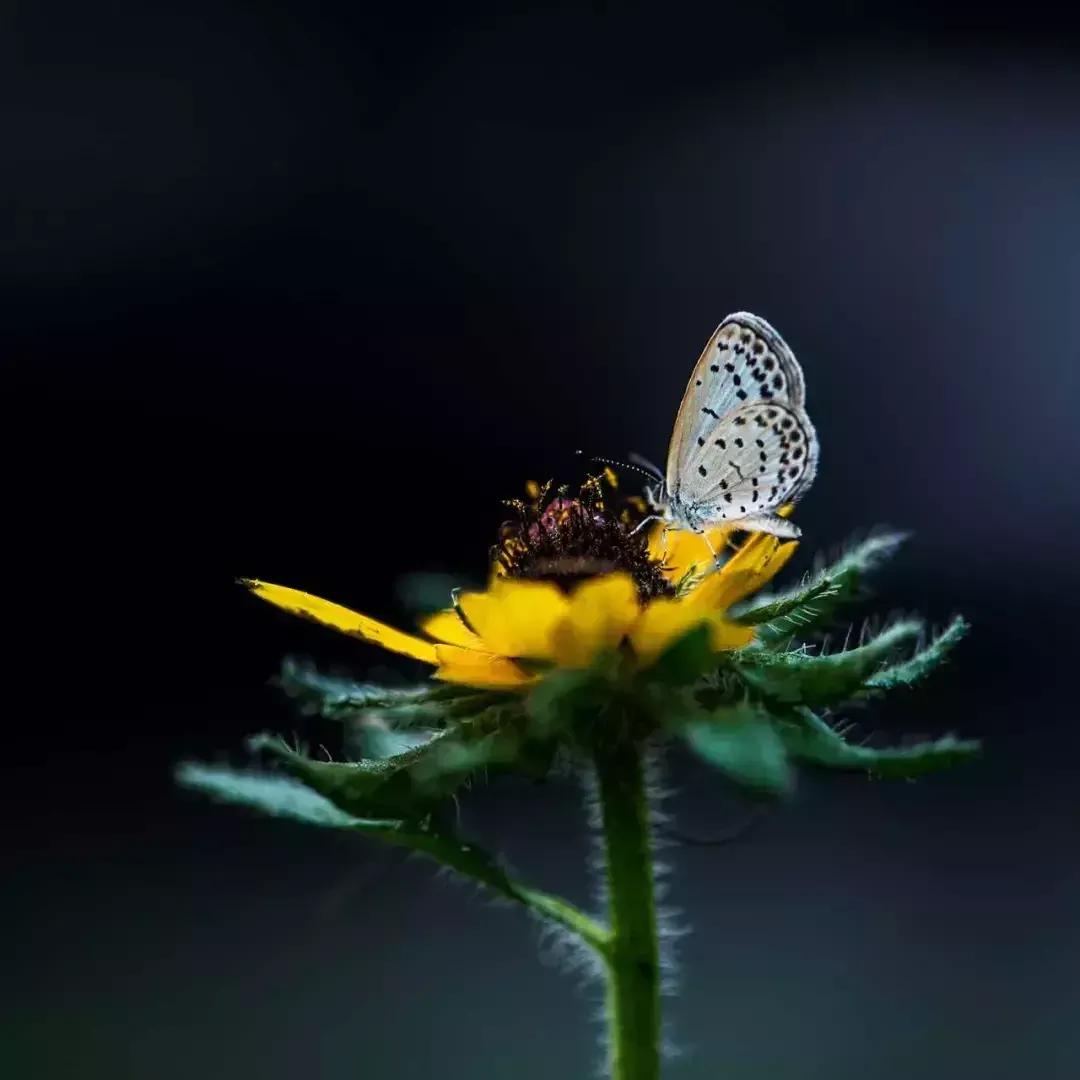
[865,617,969,691]
[248,696,542,819]
[736,577,838,631]
[677,699,793,796]
[777,708,980,778]
[248,732,457,818]
[737,619,923,708]
[346,720,438,761]
[176,760,403,830]
[527,660,618,740]
[750,532,908,645]
[175,761,607,950]
[689,667,747,712]
[278,657,500,727]
[408,723,557,784]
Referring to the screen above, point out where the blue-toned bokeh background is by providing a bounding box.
[6,3,1079,1077]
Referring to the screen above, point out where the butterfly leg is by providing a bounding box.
[647,523,671,556]
[630,514,662,536]
[701,529,721,566]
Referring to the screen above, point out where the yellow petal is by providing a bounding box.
[242,580,437,664]
[707,614,756,651]
[629,597,710,666]
[433,644,535,688]
[692,534,799,610]
[688,567,761,612]
[753,539,798,591]
[419,609,484,649]
[724,531,781,577]
[550,574,639,668]
[630,596,757,666]
[457,579,571,659]
[724,537,798,606]
[648,523,733,582]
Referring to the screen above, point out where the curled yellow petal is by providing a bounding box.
[419,609,484,649]
[433,644,535,689]
[724,532,782,577]
[692,536,799,610]
[725,537,798,606]
[651,505,798,588]
[649,524,732,582]
[688,567,760,612]
[751,539,798,592]
[242,580,437,664]
[457,579,570,659]
[550,573,639,668]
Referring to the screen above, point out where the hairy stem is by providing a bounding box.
[594,738,662,1080]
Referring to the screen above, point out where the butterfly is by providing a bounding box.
[638,312,819,548]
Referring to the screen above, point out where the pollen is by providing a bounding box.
[497,476,675,601]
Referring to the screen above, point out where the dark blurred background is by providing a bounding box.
[5,2,1079,1077]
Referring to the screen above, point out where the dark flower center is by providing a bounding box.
[496,478,675,601]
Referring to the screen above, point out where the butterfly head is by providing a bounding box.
[643,480,682,523]
[642,480,704,534]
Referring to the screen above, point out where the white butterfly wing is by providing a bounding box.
[665,312,807,497]
[663,313,818,533]
[676,401,819,526]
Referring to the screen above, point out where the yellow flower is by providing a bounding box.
[242,524,795,691]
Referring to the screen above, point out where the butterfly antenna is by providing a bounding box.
[627,452,665,481]
[575,449,663,483]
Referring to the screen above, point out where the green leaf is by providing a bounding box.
[751,532,908,645]
[865,617,969,690]
[176,761,607,950]
[737,619,923,708]
[778,708,981,778]
[681,700,793,796]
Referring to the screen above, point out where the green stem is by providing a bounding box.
[594,738,662,1080]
